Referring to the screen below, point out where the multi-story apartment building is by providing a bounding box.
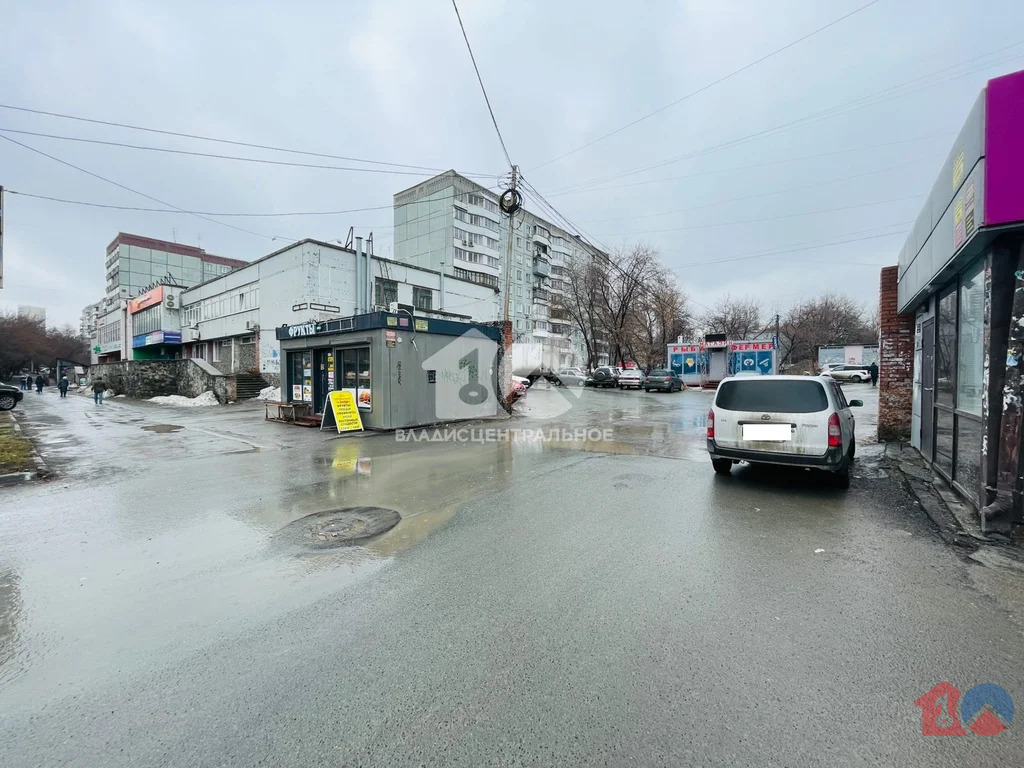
[79,301,104,340]
[393,170,599,370]
[86,233,248,362]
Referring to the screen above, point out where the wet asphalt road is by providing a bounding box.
[1,384,1023,766]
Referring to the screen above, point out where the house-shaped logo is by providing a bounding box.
[422,330,500,420]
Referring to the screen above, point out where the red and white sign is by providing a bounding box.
[671,345,700,353]
[731,342,774,351]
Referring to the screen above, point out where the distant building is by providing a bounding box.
[393,170,597,369]
[17,305,46,324]
[86,233,248,362]
[79,300,104,339]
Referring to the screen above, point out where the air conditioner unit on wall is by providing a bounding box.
[245,320,258,330]
[164,294,176,308]
[373,304,389,312]
[388,302,399,313]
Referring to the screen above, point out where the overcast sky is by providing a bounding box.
[2,0,1023,328]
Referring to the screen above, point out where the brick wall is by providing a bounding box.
[878,266,915,440]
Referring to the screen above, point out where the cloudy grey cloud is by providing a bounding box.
[2,0,1022,327]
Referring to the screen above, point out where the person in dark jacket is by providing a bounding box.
[92,378,108,404]
[35,374,45,393]
[20,375,28,390]
[868,361,879,387]
[58,376,70,398]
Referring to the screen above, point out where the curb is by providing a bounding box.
[7,410,53,481]
[880,441,980,550]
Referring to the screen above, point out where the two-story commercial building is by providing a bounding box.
[178,238,500,388]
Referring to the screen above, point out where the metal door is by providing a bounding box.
[921,318,935,459]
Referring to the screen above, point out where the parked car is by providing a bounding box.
[506,376,529,405]
[585,366,620,388]
[0,383,25,411]
[706,375,862,488]
[643,369,683,392]
[820,364,871,383]
[551,368,587,387]
[618,369,645,390]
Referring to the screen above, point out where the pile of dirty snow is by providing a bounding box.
[148,391,220,407]
[255,385,281,401]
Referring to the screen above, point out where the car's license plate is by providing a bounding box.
[742,423,791,441]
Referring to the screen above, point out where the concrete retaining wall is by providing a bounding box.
[88,359,235,403]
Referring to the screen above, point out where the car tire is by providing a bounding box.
[850,375,863,383]
[833,454,851,489]
[552,378,563,387]
[0,395,16,411]
[712,458,732,475]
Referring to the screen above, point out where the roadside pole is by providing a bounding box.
[498,168,521,411]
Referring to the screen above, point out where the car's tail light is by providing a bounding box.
[707,409,715,439]
[828,412,842,448]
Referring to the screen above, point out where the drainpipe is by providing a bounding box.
[354,236,363,314]
[439,261,445,311]
[366,235,374,311]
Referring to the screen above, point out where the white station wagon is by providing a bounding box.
[706,375,862,488]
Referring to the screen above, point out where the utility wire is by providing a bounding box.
[451,0,513,168]
[0,102,499,176]
[5,190,393,217]
[594,195,923,237]
[554,41,1024,194]
[0,127,500,179]
[531,0,883,170]
[558,132,951,203]
[0,133,293,241]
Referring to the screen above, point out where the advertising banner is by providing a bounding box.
[128,285,165,314]
[321,390,364,433]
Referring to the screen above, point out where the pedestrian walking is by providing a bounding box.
[58,375,70,398]
[35,374,45,394]
[92,378,108,404]
[869,361,879,387]
[20,374,28,390]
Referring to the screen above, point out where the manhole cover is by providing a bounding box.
[141,424,183,433]
[285,507,401,549]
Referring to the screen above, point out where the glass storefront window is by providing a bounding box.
[337,347,372,411]
[935,288,957,407]
[934,408,954,477]
[955,415,983,502]
[957,258,985,416]
[289,350,312,403]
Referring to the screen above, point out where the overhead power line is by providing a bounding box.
[451,0,513,168]
[558,132,951,203]
[5,190,393,217]
[594,195,924,237]
[0,133,293,241]
[0,127,500,179]
[531,0,883,170]
[554,41,1024,194]
[0,102,499,175]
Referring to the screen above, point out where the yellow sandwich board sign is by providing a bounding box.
[320,391,364,433]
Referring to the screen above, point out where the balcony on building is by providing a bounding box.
[550,237,572,256]
[458,192,502,224]
[532,224,551,248]
[533,288,550,305]
[533,254,551,278]
[452,267,500,290]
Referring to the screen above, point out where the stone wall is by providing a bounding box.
[88,359,235,403]
[878,266,915,440]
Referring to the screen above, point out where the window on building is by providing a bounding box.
[516,269,523,280]
[240,336,255,345]
[517,286,522,297]
[516,237,522,248]
[935,287,957,407]
[192,343,206,360]
[374,278,398,308]
[957,258,984,416]
[413,286,433,311]
[212,342,221,363]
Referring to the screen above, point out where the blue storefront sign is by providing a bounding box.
[132,330,182,348]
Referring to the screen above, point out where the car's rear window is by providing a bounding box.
[650,370,670,376]
[715,380,829,413]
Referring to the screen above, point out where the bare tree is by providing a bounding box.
[559,254,608,370]
[779,293,876,366]
[700,295,762,339]
[0,313,90,380]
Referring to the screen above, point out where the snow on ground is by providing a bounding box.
[148,391,220,407]
[255,386,281,401]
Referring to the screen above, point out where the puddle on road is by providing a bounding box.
[140,424,183,434]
